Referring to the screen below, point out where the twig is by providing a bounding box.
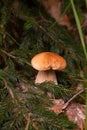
[0,49,31,66]
[69,75,87,82]
[33,118,61,129]
[38,25,58,43]
[0,49,16,59]
[4,80,15,100]
[62,88,85,110]
[25,113,31,130]
[6,32,20,46]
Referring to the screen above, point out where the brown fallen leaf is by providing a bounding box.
[38,0,71,29]
[16,82,28,92]
[38,0,61,20]
[48,99,65,114]
[58,14,72,30]
[47,98,85,130]
[65,103,85,130]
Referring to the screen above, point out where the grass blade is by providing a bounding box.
[70,0,87,130]
[70,0,87,60]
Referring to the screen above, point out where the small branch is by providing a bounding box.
[6,32,20,46]
[0,49,31,66]
[0,49,16,59]
[33,118,61,129]
[38,25,58,43]
[4,80,15,100]
[25,113,31,130]
[69,75,87,82]
[63,88,85,110]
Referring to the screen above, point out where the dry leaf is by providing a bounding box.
[58,15,72,30]
[38,0,71,29]
[48,99,65,114]
[39,0,61,20]
[47,98,85,130]
[65,103,85,130]
[16,82,28,92]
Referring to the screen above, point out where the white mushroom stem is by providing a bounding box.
[35,70,58,84]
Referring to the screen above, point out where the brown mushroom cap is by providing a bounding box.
[31,52,66,71]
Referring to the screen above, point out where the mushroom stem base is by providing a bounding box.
[35,70,58,84]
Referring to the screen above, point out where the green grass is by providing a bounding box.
[86,0,87,7]
[70,0,87,60]
[70,0,87,129]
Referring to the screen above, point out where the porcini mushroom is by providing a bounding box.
[31,52,66,84]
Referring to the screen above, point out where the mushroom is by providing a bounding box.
[31,52,66,84]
